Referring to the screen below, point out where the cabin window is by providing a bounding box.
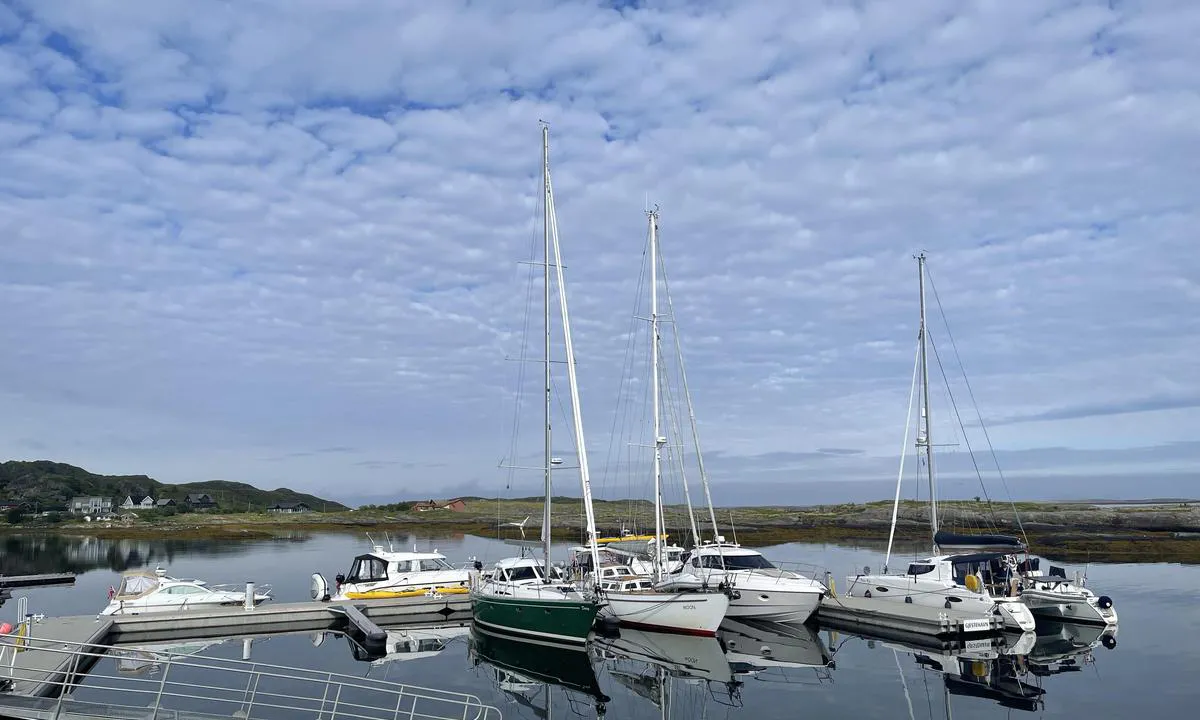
[347,556,389,583]
[908,563,936,576]
[715,555,775,570]
[418,558,452,572]
[504,566,540,582]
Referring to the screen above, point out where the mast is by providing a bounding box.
[541,124,553,578]
[649,209,665,582]
[917,252,939,549]
[544,132,603,584]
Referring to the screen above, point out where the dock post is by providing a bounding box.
[242,637,252,660]
[244,583,255,611]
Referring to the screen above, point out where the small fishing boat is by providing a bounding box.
[311,546,470,602]
[100,568,271,616]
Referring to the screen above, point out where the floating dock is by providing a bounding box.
[816,594,1003,636]
[0,592,471,702]
[0,574,76,589]
[107,594,470,643]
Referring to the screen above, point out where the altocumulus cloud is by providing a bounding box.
[0,0,1197,504]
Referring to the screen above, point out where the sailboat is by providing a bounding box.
[470,125,605,646]
[587,209,729,637]
[845,253,1036,633]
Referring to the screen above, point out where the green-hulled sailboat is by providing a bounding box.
[470,124,605,646]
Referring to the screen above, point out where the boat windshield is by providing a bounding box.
[703,554,776,570]
[503,565,543,582]
[347,556,389,583]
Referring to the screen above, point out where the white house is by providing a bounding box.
[120,495,156,510]
[70,496,113,516]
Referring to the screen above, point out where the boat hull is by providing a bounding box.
[599,591,728,636]
[471,592,600,646]
[846,574,1036,632]
[725,586,822,623]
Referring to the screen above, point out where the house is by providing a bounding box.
[70,496,113,516]
[0,500,25,511]
[155,498,177,508]
[412,498,467,512]
[184,493,217,510]
[267,502,311,514]
[120,495,156,510]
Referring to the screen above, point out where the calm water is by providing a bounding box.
[4,532,1197,719]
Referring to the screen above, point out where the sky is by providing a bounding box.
[0,0,1197,507]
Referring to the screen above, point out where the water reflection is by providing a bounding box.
[469,628,611,718]
[0,534,313,576]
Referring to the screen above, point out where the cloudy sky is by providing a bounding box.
[1,0,1196,506]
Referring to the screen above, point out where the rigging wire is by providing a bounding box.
[925,268,1031,548]
[927,331,1001,533]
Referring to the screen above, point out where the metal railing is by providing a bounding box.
[1,634,501,720]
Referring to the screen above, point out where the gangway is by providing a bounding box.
[1,634,501,720]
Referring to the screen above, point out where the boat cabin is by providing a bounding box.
[906,553,1017,595]
[489,557,567,584]
[600,577,655,592]
[343,551,457,584]
[682,545,777,571]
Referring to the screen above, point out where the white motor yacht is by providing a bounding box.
[663,540,825,623]
[101,568,271,616]
[312,546,470,602]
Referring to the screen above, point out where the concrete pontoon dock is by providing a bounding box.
[816,594,1004,636]
[0,574,76,589]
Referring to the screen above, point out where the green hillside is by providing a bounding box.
[0,460,347,512]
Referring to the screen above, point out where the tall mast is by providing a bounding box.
[541,124,553,578]
[545,134,603,583]
[917,252,939,549]
[649,209,664,582]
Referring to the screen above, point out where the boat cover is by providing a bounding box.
[934,530,1025,551]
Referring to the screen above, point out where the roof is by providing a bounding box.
[491,557,545,570]
[156,498,175,506]
[269,501,310,509]
[358,550,450,563]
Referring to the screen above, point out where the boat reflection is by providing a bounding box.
[340,622,471,669]
[849,621,1117,715]
[469,626,611,718]
[594,627,743,711]
[718,619,834,686]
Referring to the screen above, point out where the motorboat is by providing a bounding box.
[100,568,271,616]
[311,546,470,602]
[663,540,825,623]
[1014,557,1118,625]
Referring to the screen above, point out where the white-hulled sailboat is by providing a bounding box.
[845,253,1036,633]
[587,209,729,636]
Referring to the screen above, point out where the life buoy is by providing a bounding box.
[964,574,981,593]
[107,586,116,600]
